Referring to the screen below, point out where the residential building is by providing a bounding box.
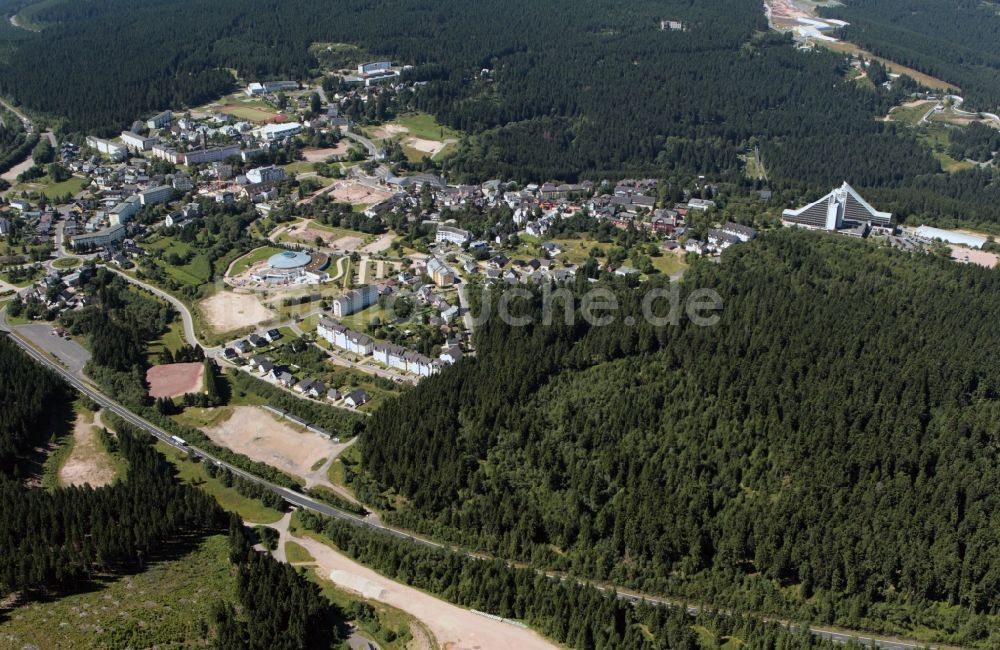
[71,224,126,250]
[427,257,455,286]
[146,110,173,130]
[120,131,157,151]
[331,284,378,318]
[86,136,126,161]
[246,165,286,184]
[687,198,716,211]
[317,318,374,355]
[109,197,141,226]
[183,145,241,165]
[435,225,471,245]
[722,222,757,242]
[344,390,370,408]
[139,185,174,206]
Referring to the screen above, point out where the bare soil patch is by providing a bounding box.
[328,180,392,205]
[405,137,449,156]
[331,235,364,251]
[200,291,276,332]
[360,233,394,254]
[205,406,338,479]
[60,413,116,488]
[302,143,350,162]
[950,245,998,268]
[296,534,557,650]
[369,124,409,139]
[147,362,204,398]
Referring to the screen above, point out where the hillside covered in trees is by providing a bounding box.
[0,337,345,644]
[823,0,1000,111]
[362,230,1000,647]
[0,0,931,182]
[4,0,1000,223]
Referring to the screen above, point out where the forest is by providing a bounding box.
[823,0,1000,110]
[2,0,1000,223]
[0,0,935,184]
[299,510,848,650]
[0,336,345,643]
[361,230,1000,647]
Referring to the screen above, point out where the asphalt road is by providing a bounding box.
[0,323,952,650]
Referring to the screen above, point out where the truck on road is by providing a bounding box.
[170,435,187,446]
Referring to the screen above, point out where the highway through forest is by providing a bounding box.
[0,323,953,650]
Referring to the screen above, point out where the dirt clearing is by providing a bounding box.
[205,406,338,480]
[360,233,394,254]
[405,137,449,156]
[294,534,557,650]
[368,124,409,139]
[331,235,364,251]
[302,144,349,162]
[328,180,392,205]
[200,291,275,332]
[147,362,204,398]
[60,412,116,488]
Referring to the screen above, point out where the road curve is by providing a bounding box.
[105,267,206,351]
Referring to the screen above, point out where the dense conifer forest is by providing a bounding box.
[299,510,846,650]
[823,0,1000,110]
[0,337,345,643]
[3,0,1000,223]
[361,230,1000,646]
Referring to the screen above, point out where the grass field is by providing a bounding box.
[52,256,80,269]
[157,440,285,524]
[393,112,462,141]
[338,303,391,332]
[887,102,936,125]
[0,534,236,648]
[285,540,316,564]
[814,40,956,91]
[145,318,186,364]
[228,245,285,277]
[648,253,688,276]
[12,174,87,201]
[283,160,316,175]
[917,124,975,173]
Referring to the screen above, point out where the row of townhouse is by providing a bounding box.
[372,342,439,377]
[317,317,375,356]
[317,316,458,377]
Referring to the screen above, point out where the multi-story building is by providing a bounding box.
[182,145,241,166]
[246,165,286,184]
[435,225,471,245]
[120,131,157,151]
[139,185,174,206]
[71,224,126,250]
[317,318,374,356]
[256,122,302,141]
[331,284,378,318]
[782,182,891,233]
[86,136,126,161]
[146,110,173,130]
[427,257,455,287]
[109,196,141,226]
